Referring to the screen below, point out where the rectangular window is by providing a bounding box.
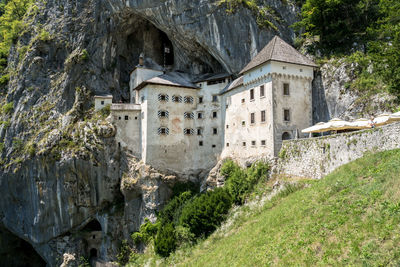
[198,112,203,119]
[242,121,246,127]
[199,97,203,103]
[213,128,218,135]
[212,144,216,148]
[283,83,290,96]
[250,113,255,124]
[199,141,203,146]
[261,110,266,122]
[212,95,218,102]
[213,111,217,118]
[118,116,121,120]
[251,140,256,146]
[197,128,203,136]
[260,85,265,97]
[226,124,229,129]
[124,115,129,120]
[226,143,229,147]
[141,96,145,102]
[261,140,266,146]
[284,109,290,121]
[241,98,245,104]
[250,89,254,101]
[101,100,104,105]
[242,142,246,147]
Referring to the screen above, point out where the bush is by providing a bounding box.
[79,49,89,62]
[2,101,13,114]
[157,191,193,225]
[131,218,159,246]
[179,188,232,238]
[116,240,133,266]
[98,104,110,118]
[154,222,176,257]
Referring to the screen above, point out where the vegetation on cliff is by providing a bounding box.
[131,149,400,266]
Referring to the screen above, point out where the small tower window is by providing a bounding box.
[197,128,203,136]
[158,94,169,102]
[212,144,216,148]
[158,110,169,118]
[199,141,203,146]
[158,127,169,135]
[242,120,246,127]
[283,83,290,96]
[197,112,203,119]
[226,124,229,129]
[212,111,217,118]
[101,101,104,105]
[251,140,256,146]
[213,128,218,135]
[124,115,129,120]
[184,112,194,119]
[250,113,255,124]
[242,142,246,147]
[261,140,266,146]
[260,85,265,97]
[261,110,266,122]
[199,97,203,103]
[241,98,245,104]
[184,128,194,135]
[212,95,218,102]
[284,109,290,121]
[226,143,230,147]
[250,89,254,101]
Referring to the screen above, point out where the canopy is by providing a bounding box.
[388,111,400,123]
[323,118,353,131]
[347,118,372,130]
[374,114,391,126]
[301,122,327,133]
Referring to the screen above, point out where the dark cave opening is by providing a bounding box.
[83,219,102,232]
[0,226,46,267]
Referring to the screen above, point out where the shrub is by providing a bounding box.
[157,191,193,225]
[79,49,89,62]
[98,104,110,118]
[131,218,159,246]
[2,101,13,114]
[179,188,232,238]
[116,240,133,266]
[0,73,9,86]
[154,222,176,257]
[220,159,241,178]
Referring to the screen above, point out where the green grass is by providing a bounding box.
[133,149,400,266]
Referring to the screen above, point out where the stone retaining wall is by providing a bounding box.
[276,122,400,179]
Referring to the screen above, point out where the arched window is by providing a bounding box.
[184,96,194,104]
[172,95,182,103]
[184,112,194,119]
[282,132,291,140]
[158,110,169,118]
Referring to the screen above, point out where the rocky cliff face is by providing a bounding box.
[0,0,395,265]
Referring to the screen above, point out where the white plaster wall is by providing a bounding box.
[270,61,313,79]
[243,62,272,85]
[111,106,141,157]
[94,97,112,111]
[272,74,313,155]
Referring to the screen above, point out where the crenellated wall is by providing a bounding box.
[276,122,400,179]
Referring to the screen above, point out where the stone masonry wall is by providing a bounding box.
[276,122,400,179]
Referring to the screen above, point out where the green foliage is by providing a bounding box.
[38,28,51,41]
[116,240,134,266]
[0,73,9,87]
[78,256,90,267]
[0,142,3,153]
[12,137,23,153]
[79,49,89,62]
[2,101,13,114]
[131,218,160,246]
[157,191,193,225]
[222,160,269,204]
[98,104,110,118]
[154,223,176,257]
[179,188,232,238]
[25,143,35,157]
[171,180,199,198]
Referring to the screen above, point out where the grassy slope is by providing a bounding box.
[140,149,400,266]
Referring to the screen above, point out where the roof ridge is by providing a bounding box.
[269,36,278,60]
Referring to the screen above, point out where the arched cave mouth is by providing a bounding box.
[83,219,102,232]
[111,12,225,100]
[0,226,46,266]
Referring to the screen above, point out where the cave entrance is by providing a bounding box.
[0,226,46,266]
[90,248,98,258]
[83,219,102,232]
[82,219,102,261]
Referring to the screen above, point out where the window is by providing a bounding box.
[213,128,218,135]
[199,141,203,146]
[184,112,194,119]
[260,85,265,97]
[212,144,216,148]
[226,124,229,129]
[212,111,217,118]
[172,95,182,103]
[212,95,218,102]
[242,120,246,126]
[282,66,286,70]
[101,100,104,105]
[124,115,129,120]
[141,96,145,102]
[199,96,203,103]
[283,83,290,96]
[197,112,203,119]
[197,128,203,136]
[226,143,229,147]
[250,113,255,124]
[184,128,194,135]
[158,110,169,118]
[282,132,291,140]
[251,140,256,146]
[241,98,245,104]
[250,89,254,101]
[135,116,138,120]
[261,110,266,122]
[261,140,266,146]
[118,116,121,120]
[158,127,169,135]
[184,96,194,104]
[242,142,246,147]
[284,109,290,121]
[158,94,169,102]
[300,68,303,72]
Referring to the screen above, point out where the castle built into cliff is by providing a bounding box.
[95,36,317,173]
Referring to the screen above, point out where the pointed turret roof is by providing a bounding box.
[239,36,317,74]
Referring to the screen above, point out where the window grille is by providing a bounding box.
[158,94,169,102]
[158,127,169,135]
[158,110,169,118]
[172,95,182,103]
[184,112,194,119]
[184,128,194,135]
[184,96,194,104]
